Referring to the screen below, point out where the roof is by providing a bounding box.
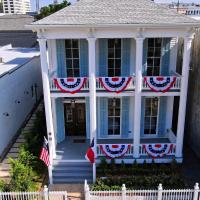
[0,45,39,77]
[0,14,34,31]
[31,0,199,27]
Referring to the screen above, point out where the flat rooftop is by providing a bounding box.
[0,45,39,78]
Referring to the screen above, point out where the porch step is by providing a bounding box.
[52,161,93,184]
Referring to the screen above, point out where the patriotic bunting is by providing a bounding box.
[100,144,131,159]
[144,76,176,93]
[143,144,174,158]
[54,77,87,94]
[99,77,132,93]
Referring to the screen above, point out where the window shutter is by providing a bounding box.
[140,97,145,136]
[121,97,130,138]
[99,97,108,138]
[99,39,108,77]
[142,39,148,75]
[158,97,167,136]
[121,39,131,76]
[55,98,65,143]
[85,97,90,139]
[161,38,171,76]
[56,39,66,77]
[80,39,88,77]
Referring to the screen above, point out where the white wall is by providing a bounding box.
[0,56,42,155]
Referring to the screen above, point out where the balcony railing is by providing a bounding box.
[142,76,182,90]
[50,76,181,92]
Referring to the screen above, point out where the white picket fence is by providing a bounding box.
[0,186,67,200]
[84,181,200,200]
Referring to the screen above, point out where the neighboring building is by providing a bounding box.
[0,44,42,158]
[0,0,3,13]
[0,14,37,47]
[28,0,198,184]
[3,0,30,14]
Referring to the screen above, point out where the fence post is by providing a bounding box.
[84,180,90,200]
[193,183,199,200]
[122,184,126,200]
[157,184,163,200]
[44,185,48,200]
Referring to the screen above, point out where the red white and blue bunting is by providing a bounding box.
[54,77,87,94]
[99,77,132,93]
[143,144,174,158]
[144,76,176,93]
[100,144,131,159]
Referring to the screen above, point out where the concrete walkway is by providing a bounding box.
[0,102,43,182]
[49,184,84,200]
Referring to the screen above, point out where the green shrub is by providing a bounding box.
[8,148,36,191]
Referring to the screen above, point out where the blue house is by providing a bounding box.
[28,0,198,184]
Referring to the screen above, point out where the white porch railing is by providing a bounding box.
[96,77,135,91]
[139,143,176,157]
[85,181,200,200]
[97,144,134,157]
[0,186,67,200]
[142,76,182,90]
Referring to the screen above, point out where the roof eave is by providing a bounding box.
[26,22,200,30]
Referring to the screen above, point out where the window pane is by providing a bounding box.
[66,59,72,68]
[154,58,160,67]
[155,38,162,47]
[67,69,73,77]
[148,38,154,47]
[72,39,78,48]
[115,108,120,116]
[115,39,121,48]
[108,59,114,68]
[73,59,80,68]
[73,49,79,58]
[147,58,153,67]
[65,40,71,48]
[66,49,72,58]
[153,67,160,76]
[108,107,114,116]
[115,59,121,68]
[114,117,120,126]
[108,39,115,48]
[147,67,153,76]
[114,126,120,135]
[154,48,161,57]
[115,69,121,76]
[108,69,114,77]
[108,48,114,58]
[115,49,121,58]
[148,48,154,57]
[74,69,80,77]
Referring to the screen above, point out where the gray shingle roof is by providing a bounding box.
[0,14,34,30]
[32,0,198,26]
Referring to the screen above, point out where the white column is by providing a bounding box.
[176,36,193,158]
[38,38,56,184]
[133,37,144,158]
[87,37,97,183]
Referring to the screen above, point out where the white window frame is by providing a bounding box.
[107,98,121,137]
[65,39,81,77]
[143,97,160,136]
[146,38,163,76]
[107,39,122,77]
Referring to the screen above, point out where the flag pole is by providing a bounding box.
[93,163,96,183]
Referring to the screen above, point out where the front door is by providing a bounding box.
[64,103,86,136]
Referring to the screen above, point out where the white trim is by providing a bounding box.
[62,98,86,103]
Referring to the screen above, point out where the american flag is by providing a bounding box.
[40,137,50,167]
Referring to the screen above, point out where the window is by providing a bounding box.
[108,98,121,136]
[144,97,159,135]
[65,39,80,77]
[147,38,162,76]
[108,39,121,77]
[66,107,73,122]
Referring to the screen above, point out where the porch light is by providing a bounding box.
[112,98,116,107]
[71,99,76,109]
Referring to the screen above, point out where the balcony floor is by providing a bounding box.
[55,136,171,160]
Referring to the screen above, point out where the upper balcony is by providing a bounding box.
[49,73,181,94]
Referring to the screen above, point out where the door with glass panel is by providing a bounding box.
[144,97,159,135]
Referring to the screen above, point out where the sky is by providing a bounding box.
[30,0,200,11]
